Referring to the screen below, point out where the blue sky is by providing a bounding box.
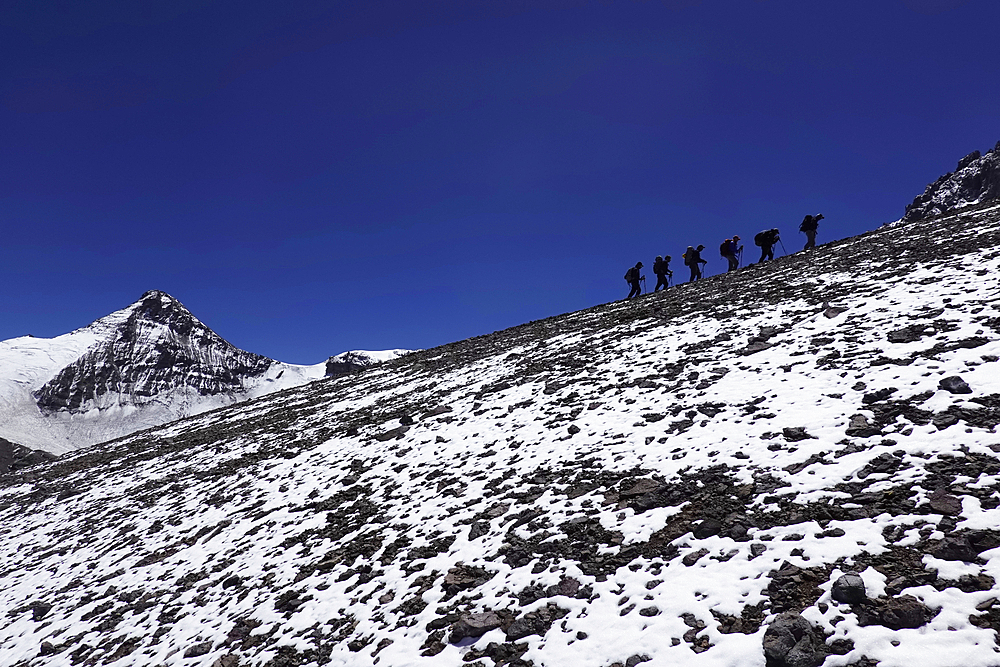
[1,0,995,364]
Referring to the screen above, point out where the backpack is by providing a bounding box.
[683,248,694,266]
[754,231,767,247]
[800,215,818,232]
[652,258,663,275]
[720,240,732,257]
[624,267,637,282]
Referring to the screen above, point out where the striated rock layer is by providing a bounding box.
[32,290,275,414]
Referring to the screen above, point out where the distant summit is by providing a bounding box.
[903,141,1000,221]
[33,290,274,415]
[0,291,413,454]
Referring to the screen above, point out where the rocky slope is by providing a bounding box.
[0,292,408,454]
[903,141,1000,222]
[1,202,999,667]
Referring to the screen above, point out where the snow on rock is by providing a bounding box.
[1,203,1000,667]
[1,291,347,454]
[902,140,1000,222]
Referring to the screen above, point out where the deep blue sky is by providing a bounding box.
[1,0,995,363]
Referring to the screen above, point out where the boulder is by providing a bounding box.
[928,488,963,516]
[929,535,978,562]
[846,414,881,438]
[782,427,815,442]
[762,612,825,667]
[506,604,567,641]
[450,611,502,643]
[831,573,866,605]
[184,642,213,658]
[692,518,723,539]
[938,376,972,394]
[881,595,935,630]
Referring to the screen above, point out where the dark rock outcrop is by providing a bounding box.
[0,437,58,474]
[903,142,1000,222]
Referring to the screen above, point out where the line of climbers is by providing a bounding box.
[623,214,823,299]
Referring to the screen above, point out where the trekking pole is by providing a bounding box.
[778,239,787,256]
[640,275,646,295]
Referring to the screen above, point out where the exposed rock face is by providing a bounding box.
[0,437,57,474]
[32,291,274,415]
[903,142,1000,221]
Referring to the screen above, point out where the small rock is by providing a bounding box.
[567,425,581,435]
[450,611,502,643]
[375,425,410,441]
[506,604,566,641]
[211,656,239,667]
[750,543,767,558]
[928,488,963,516]
[862,388,897,404]
[932,413,960,430]
[975,597,997,612]
[846,414,881,438]
[682,549,709,566]
[831,573,866,604]
[782,427,815,442]
[938,376,972,394]
[692,518,723,539]
[184,642,213,659]
[31,601,52,622]
[928,535,978,562]
[39,642,57,656]
[881,595,934,630]
[546,577,580,598]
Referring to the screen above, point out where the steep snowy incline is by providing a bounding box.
[1,204,999,667]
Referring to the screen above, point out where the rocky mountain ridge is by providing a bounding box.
[902,141,1000,222]
[1,194,999,667]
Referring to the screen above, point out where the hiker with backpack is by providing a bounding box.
[624,261,644,299]
[800,214,823,250]
[754,229,780,263]
[653,255,672,291]
[683,245,707,282]
[720,235,742,272]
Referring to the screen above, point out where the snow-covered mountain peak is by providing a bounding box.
[31,290,274,416]
[903,140,1000,222]
[0,291,330,453]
